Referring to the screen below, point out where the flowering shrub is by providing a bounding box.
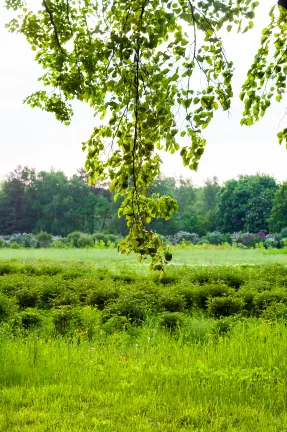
[0,230,286,250]
[204,231,231,245]
[240,232,266,249]
[264,234,284,249]
[1,233,37,248]
[257,231,267,240]
[171,231,200,245]
[231,232,242,245]
[241,233,257,248]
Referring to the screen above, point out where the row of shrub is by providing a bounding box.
[0,231,123,249]
[1,263,287,337]
[2,229,287,250]
[166,229,287,249]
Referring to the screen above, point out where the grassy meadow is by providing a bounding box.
[1,245,287,266]
[2,322,287,431]
[1,251,287,430]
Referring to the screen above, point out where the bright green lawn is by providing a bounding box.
[1,321,287,431]
[0,247,287,266]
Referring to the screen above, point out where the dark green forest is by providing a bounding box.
[0,166,286,237]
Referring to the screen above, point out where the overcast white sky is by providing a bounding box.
[1,0,286,186]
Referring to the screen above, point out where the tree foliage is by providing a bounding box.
[4,0,285,269]
[0,167,221,237]
[216,174,278,233]
[0,167,121,236]
[241,3,287,142]
[1,168,282,238]
[269,182,287,232]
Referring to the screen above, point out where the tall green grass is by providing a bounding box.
[1,321,287,431]
[1,260,287,431]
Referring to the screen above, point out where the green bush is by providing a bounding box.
[102,315,131,334]
[35,231,52,247]
[51,239,69,249]
[237,287,257,315]
[264,235,284,249]
[187,267,244,289]
[254,289,287,311]
[205,231,230,245]
[93,233,109,245]
[212,315,244,335]
[40,284,64,309]
[10,242,21,249]
[112,273,137,283]
[16,288,40,309]
[86,287,119,310]
[17,308,43,329]
[103,296,147,325]
[21,264,63,276]
[0,238,8,248]
[218,271,244,289]
[0,264,15,275]
[261,303,287,320]
[178,287,197,309]
[77,235,94,248]
[197,239,210,245]
[181,317,215,342]
[172,232,200,245]
[3,262,287,333]
[67,231,81,247]
[53,306,82,335]
[92,233,122,247]
[207,296,245,317]
[0,293,16,322]
[159,312,185,331]
[4,233,37,248]
[53,292,80,307]
[191,284,235,309]
[158,292,186,312]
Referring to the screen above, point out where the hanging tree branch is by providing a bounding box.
[5,0,285,271]
[42,0,67,56]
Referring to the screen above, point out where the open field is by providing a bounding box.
[1,246,287,266]
[1,258,287,430]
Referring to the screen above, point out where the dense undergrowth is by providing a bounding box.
[1,262,287,339]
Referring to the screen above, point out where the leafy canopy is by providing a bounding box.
[216,174,278,234]
[269,182,287,232]
[4,0,286,270]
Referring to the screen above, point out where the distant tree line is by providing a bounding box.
[0,166,286,237]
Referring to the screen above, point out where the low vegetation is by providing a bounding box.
[1,228,287,252]
[0,262,287,336]
[2,320,287,431]
[1,260,287,430]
